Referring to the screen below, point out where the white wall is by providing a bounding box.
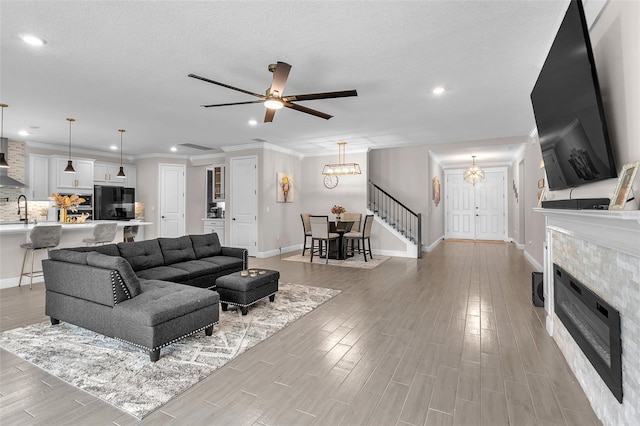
[427,152,445,249]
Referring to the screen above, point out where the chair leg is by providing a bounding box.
[367,237,373,260]
[302,235,307,256]
[30,249,36,290]
[18,249,28,287]
[325,240,329,264]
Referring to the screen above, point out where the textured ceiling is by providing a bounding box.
[0,0,570,164]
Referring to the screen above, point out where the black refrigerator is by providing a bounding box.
[94,185,135,220]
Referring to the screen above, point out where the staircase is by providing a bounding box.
[368,180,422,258]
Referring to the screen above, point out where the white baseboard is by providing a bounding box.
[0,276,43,289]
[256,244,302,259]
[524,250,543,272]
[424,236,444,252]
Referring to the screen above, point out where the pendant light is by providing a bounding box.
[322,142,361,176]
[116,129,126,178]
[64,118,76,173]
[463,155,485,185]
[0,104,9,168]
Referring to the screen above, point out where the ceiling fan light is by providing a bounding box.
[264,98,284,110]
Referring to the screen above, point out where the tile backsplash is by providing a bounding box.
[0,139,27,221]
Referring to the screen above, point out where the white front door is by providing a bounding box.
[475,171,506,240]
[158,163,185,237]
[446,172,476,239]
[445,168,507,241]
[230,156,257,256]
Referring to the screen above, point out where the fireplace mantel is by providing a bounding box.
[536,207,640,425]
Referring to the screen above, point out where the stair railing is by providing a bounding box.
[368,180,422,258]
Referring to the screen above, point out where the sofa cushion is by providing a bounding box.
[114,280,219,326]
[170,260,222,280]
[65,244,120,256]
[190,233,222,258]
[158,236,197,264]
[49,249,89,265]
[86,252,142,298]
[135,266,190,282]
[117,239,164,272]
[200,256,243,272]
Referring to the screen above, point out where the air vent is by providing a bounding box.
[252,138,267,143]
[178,143,214,151]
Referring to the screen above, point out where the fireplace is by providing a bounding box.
[554,263,622,402]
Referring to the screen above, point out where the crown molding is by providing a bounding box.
[24,140,135,161]
[221,142,304,159]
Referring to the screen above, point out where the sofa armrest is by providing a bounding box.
[221,247,248,270]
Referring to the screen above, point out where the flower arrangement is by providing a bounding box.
[51,193,86,212]
[331,205,346,215]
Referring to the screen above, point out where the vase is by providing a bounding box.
[59,208,67,223]
[335,215,341,222]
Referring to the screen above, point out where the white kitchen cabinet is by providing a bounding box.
[203,219,225,244]
[27,154,49,200]
[50,157,94,192]
[94,161,136,188]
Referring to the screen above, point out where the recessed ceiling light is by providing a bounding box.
[18,130,30,136]
[170,146,177,152]
[110,145,118,150]
[248,119,257,126]
[20,34,46,46]
[432,86,446,95]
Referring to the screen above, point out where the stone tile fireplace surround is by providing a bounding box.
[539,209,640,425]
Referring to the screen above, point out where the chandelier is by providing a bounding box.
[463,155,485,185]
[322,142,361,176]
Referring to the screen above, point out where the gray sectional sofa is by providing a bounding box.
[42,233,247,361]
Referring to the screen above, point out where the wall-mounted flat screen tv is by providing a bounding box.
[530,0,617,191]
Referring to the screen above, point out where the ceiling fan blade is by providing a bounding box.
[201,100,264,108]
[188,74,265,99]
[284,102,333,120]
[269,62,291,96]
[264,108,276,123]
[283,90,358,102]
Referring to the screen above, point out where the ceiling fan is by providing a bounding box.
[188,62,357,122]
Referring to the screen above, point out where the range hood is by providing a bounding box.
[0,137,27,188]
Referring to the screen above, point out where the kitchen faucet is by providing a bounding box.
[17,194,28,224]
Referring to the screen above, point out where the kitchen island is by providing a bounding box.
[0,221,152,289]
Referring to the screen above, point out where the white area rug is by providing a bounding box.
[284,252,389,269]
[0,283,339,419]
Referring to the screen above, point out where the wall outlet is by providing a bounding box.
[276,234,279,240]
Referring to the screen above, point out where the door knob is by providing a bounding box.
[162,216,165,218]
[232,218,236,221]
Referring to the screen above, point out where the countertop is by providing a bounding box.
[0,220,152,235]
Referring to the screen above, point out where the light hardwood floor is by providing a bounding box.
[0,242,601,425]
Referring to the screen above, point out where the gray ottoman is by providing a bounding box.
[215,270,279,315]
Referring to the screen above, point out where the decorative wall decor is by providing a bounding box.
[609,161,639,210]
[432,176,441,207]
[513,180,518,202]
[277,172,293,203]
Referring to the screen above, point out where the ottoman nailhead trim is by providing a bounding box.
[221,290,277,308]
[112,320,219,352]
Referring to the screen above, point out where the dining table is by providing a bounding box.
[325,220,354,260]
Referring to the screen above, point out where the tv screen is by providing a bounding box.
[530,0,617,191]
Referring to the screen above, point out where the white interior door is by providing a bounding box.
[230,156,257,256]
[158,163,185,237]
[445,168,506,241]
[475,171,506,240]
[446,172,476,239]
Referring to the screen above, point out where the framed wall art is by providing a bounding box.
[277,172,294,203]
[609,161,639,210]
[432,176,441,207]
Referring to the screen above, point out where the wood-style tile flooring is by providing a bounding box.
[0,242,601,425]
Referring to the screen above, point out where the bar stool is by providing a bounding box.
[19,225,63,290]
[123,219,142,242]
[82,222,118,246]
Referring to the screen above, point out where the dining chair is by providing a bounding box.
[341,212,362,253]
[300,213,312,256]
[344,214,374,261]
[82,222,118,246]
[309,215,339,264]
[19,225,63,290]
